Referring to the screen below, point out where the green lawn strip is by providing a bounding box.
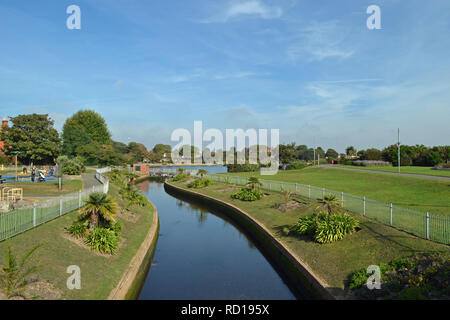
[220,167,450,216]
[4,180,84,197]
[0,182,154,300]
[335,165,450,177]
[171,180,450,291]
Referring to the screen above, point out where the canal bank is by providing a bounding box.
[108,201,160,300]
[164,181,336,300]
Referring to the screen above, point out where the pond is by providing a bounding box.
[137,178,304,300]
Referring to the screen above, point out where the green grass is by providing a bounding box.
[336,165,450,177]
[2,180,84,197]
[0,182,154,300]
[220,167,450,216]
[170,180,450,292]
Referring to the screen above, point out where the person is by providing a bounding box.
[49,167,54,176]
[31,166,36,182]
[38,171,46,182]
[23,167,27,174]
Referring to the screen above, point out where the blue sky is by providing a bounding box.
[0,0,449,153]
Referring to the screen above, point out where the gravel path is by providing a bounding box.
[321,165,450,181]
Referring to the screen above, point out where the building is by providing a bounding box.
[0,118,8,151]
[132,163,150,175]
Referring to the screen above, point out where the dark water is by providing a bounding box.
[153,165,228,174]
[137,180,298,300]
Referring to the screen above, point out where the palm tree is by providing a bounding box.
[79,192,118,229]
[124,171,140,188]
[316,194,341,215]
[123,189,147,213]
[0,243,42,299]
[177,167,186,175]
[246,177,262,190]
[197,169,208,178]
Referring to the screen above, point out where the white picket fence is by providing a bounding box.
[0,168,110,242]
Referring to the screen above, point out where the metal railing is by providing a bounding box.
[206,174,450,245]
[0,169,110,242]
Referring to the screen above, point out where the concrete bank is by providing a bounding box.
[108,201,160,300]
[164,181,337,300]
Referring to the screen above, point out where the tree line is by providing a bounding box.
[0,111,171,167]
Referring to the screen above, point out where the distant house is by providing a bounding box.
[0,117,9,151]
[132,163,150,175]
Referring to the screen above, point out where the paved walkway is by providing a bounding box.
[322,165,450,181]
[82,173,102,189]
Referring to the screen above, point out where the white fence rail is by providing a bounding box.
[0,169,110,242]
[206,174,450,245]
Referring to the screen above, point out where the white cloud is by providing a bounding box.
[201,1,283,23]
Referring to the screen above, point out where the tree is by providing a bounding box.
[346,146,357,157]
[0,243,42,299]
[1,114,62,164]
[279,143,298,164]
[197,169,208,178]
[246,177,262,190]
[316,194,342,215]
[76,142,124,166]
[78,193,118,230]
[362,148,383,160]
[325,148,339,160]
[62,110,111,157]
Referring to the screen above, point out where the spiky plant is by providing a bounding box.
[78,192,118,230]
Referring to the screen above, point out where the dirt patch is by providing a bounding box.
[218,186,240,193]
[119,210,141,223]
[0,277,62,300]
[274,200,304,213]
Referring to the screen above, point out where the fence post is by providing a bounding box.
[341,192,344,207]
[322,188,325,199]
[59,197,63,216]
[269,183,271,191]
[33,203,37,227]
[78,190,82,209]
[295,183,298,192]
[308,185,311,199]
[390,203,393,226]
[92,186,95,194]
[363,197,366,216]
[426,212,430,240]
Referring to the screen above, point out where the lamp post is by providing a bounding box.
[11,151,21,182]
[397,128,401,174]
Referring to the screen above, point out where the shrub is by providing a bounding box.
[66,221,87,239]
[293,212,359,244]
[111,221,123,237]
[353,160,391,167]
[172,173,188,182]
[231,188,264,201]
[227,164,259,173]
[57,155,86,175]
[187,178,211,189]
[85,228,119,254]
[314,213,360,244]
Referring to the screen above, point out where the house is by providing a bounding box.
[132,163,150,175]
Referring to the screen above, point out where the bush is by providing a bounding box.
[315,213,360,244]
[66,221,87,239]
[227,164,259,173]
[57,155,86,175]
[85,228,119,254]
[285,161,308,170]
[172,173,188,182]
[187,178,211,189]
[231,188,264,201]
[293,212,359,244]
[353,160,391,167]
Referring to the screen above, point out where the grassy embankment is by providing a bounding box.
[0,179,154,300]
[335,165,450,177]
[221,167,450,216]
[170,179,450,294]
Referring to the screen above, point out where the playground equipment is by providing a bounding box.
[0,187,23,201]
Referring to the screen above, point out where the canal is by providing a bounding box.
[137,171,300,300]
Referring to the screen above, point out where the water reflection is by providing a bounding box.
[138,181,300,300]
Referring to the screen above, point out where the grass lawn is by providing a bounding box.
[0,181,155,300]
[221,167,450,216]
[336,165,450,177]
[170,180,450,293]
[3,180,84,197]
